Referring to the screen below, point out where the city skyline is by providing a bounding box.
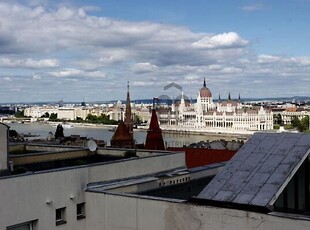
[1,0,310,103]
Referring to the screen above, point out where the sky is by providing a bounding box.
[1,0,310,103]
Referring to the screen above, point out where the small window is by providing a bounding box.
[7,220,36,230]
[77,203,85,220]
[56,207,67,226]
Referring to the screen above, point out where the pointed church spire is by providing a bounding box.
[145,108,165,150]
[203,77,206,87]
[228,92,231,100]
[238,93,241,101]
[219,93,221,101]
[124,81,133,135]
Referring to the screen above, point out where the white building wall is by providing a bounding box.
[0,168,89,230]
[57,109,76,120]
[86,192,310,230]
[0,152,185,229]
[75,108,90,120]
[24,107,58,118]
[88,152,185,182]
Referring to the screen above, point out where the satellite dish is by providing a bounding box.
[87,140,98,152]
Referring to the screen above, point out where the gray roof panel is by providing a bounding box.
[197,133,310,208]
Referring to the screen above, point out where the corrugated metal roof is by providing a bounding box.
[197,133,310,208]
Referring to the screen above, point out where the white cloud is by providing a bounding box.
[257,55,281,64]
[290,57,310,66]
[242,3,266,12]
[0,1,309,102]
[192,32,249,49]
[4,77,12,81]
[220,67,243,74]
[131,62,158,74]
[258,55,310,66]
[0,57,59,68]
[49,68,106,78]
[32,73,42,80]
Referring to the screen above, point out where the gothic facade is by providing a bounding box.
[158,79,273,133]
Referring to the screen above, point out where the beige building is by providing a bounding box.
[57,107,90,120]
[276,107,310,125]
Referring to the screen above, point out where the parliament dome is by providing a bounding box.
[200,78,212,98]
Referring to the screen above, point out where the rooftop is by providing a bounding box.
[197,133,310,211]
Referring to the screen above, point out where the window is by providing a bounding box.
[77,203,85,220]
[7,220,36,230]
[56,207,67,226]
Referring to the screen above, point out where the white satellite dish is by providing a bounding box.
[87,140,98,152]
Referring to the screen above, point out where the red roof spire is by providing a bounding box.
[145,99,165,150]
[110,82,134,148]
[110,122,134,148]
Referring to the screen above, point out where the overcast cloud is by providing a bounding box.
[0,1,309,103]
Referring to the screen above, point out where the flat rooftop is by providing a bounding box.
[86,163,225,202]
[5,143,184,176]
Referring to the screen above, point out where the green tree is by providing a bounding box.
[41,112,50,118]
[273,113,283,125]
[133,114,142,124]
[300,115,309,131]
[291,115,309,132]
[49,113,58,121]
[291,116,300,129]
[14,110,25,118]
[85,113,117,125]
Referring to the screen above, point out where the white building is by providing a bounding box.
[24,106,58,118]
[24,106,91,121]
[56,107,90,120]
[0,122,186,229]
[1,123,310,229]
[159,79,273,134]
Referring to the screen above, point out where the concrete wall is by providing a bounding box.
[0,123,8,171]
[11,149,91,166]
[25,145,81,152]
[97,148,179,158]
[9,144,81,154]
[0,152,185,229]
[85,192,310,230]
[88,152,185,183]
[0,168,89,230]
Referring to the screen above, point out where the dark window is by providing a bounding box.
[56,207,67,226]
[7,220,36,230]
[274,160,310,215]
[77,203,85,220]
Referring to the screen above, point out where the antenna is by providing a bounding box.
[87,140,98,152]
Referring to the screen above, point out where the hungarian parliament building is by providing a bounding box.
[157,79,273,134]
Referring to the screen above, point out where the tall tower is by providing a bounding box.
[198,78,213,112]
[124,81,133,136]
[110,82,134,148]
[145,98,165,150]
